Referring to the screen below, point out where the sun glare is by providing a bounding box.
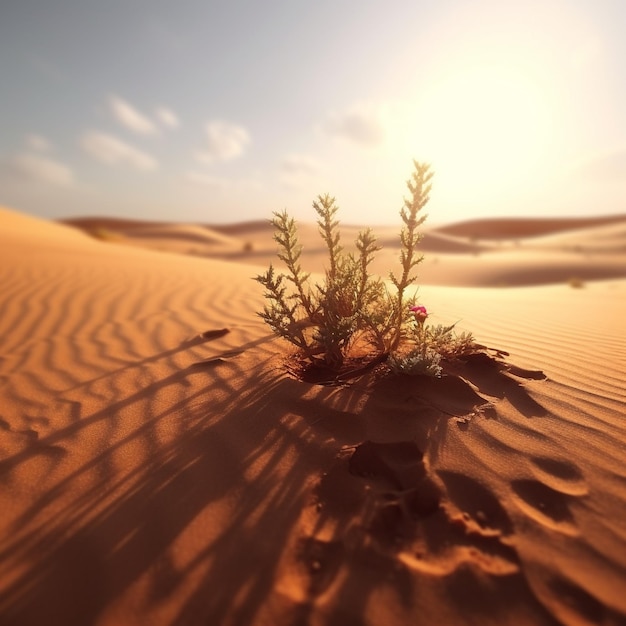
[411,64,553,196]
[384,0,607,215]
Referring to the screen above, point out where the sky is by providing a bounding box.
[1,0,625,226]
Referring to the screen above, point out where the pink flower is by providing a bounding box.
[410,305,428,322]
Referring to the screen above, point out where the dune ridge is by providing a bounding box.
[432,214,626,239]
[0,206,625,626]
[62,212,626,288]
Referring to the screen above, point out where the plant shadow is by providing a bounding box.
[280,351,551,624]
[0,339,345,626]
[0,339,547,626]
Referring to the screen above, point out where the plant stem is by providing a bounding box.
[390,161,433,350]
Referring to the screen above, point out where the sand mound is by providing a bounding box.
[62,216,242,256]
[1,207,625,626]
[62,213,626,287]
[2,206,92,245]
[433,214,626,239]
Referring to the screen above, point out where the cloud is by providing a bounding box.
[184,171,263,194]
[323,107,385,146]
[185,171,228,189]
[279,153,321,188]
[109,95,157,135]
[81,131,158,171]
[156,106,180,129]
[196,121,250,163]
[25,134,51,152]
[3,152,74,187]
[580,150,626,180]
[281,154,320,175]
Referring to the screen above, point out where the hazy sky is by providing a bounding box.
[1,0,625,225]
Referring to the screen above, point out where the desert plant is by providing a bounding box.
[388,348,443,377]
[255,160,477,377]
[568,277,585,289]
[387,306,476,377]
[387,162,432,350]
[88,227,121,242]
[255,195,386,369]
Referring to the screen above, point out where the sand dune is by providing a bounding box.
[1,205,625,626]
[62,213,626,287]
[62,216,242,257]
[432,214,626,239]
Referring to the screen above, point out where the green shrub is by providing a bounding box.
[255,160,477,378]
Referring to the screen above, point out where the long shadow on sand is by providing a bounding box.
[0,342,552,626]
[278,352,555,626]
[0,330,362,626]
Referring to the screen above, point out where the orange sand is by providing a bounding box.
[1,206,625,626]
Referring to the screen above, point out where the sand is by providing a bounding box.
[1,205,625,626]
[63,213,626,287]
